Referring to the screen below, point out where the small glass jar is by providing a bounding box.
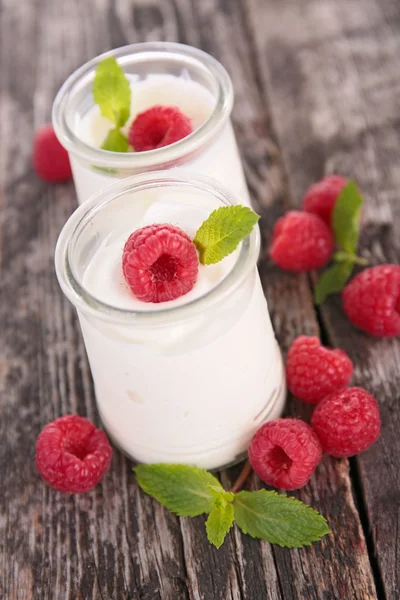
[55,172,285,470]
[53,42,250,206]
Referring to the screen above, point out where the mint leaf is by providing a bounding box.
[207,483,235,505]
[334,251,368,266]
[206,503,235,548]
[333,180,363,254]
[314,260,354,305]
[93,57,131,127]
[234,490,330,548]
[134,464,222,517]
[101,128,129,152]
[194,205,260,265]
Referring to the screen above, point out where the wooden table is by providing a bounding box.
[1,0,399,598]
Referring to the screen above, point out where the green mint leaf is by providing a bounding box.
[334,251,368,266]
[93,57,131,127]
[194,205,260,265]
[205,503,235,549]
[207,483,235,506]
[133,464,222,517]
[234,490,330,548]
[101,128,129,152]
[314,260,354,304]
[333,180,363,254]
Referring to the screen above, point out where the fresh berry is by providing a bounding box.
[311,387,381,457]
[122,223,199,303]
[302,175,348,227]
[286,336,353,404]
[32,124,72,182]
[270,211,334,272]
[249,419,322,490]
[35,415,112,493]
[342,265,400,337]
[128,105,193,151]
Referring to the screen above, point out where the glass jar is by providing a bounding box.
[55,172,285,470]
[53,42,250,206]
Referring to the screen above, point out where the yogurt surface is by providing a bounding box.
[83,201,238,311]
[77,75,215,150]
[69,73,251,206]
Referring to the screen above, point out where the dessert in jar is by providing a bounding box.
[55,172,285,470]
[52,42,251,206]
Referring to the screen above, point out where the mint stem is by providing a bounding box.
[231,460,253,493]
[333,251,368,266]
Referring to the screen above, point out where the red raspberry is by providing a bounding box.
[128,105,193,151]
[311,387,381,457]
[286,336,353,404]
[122,223,198,303]
[342,265,400,337]
[33,124,72,182]
[270,211,334,272]
[302,175,348,227]
[35,415,112,493]
[248,419,322,490]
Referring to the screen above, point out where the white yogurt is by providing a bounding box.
[69,74,250,206]
[60,186,286,470]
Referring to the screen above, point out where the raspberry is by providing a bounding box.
[342,265,400,337]
[270,211,334,272]
[33,124,72,182]
[35,415,112,493]
[128,105,193,151]
[302,175,348,227]
[248,419,322,490]
[311,387,381,457]
[286,336,353,404]
[122,223,199,303]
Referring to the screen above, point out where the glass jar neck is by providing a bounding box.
[55,172,260,327]
[52,42,233,171]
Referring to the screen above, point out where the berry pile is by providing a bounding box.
[249,336,381,490]
[270,175,345,272]
[269,174,400,339]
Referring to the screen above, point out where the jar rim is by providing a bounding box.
[54,171,260,327]
[52,42,233,170]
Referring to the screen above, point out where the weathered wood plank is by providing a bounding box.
[0,0,385,598]
[247,0,400,598]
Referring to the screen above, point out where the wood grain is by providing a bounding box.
[0,0,398,598]
[247,0,400,598]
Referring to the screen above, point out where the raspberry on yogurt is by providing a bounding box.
[129,105,193,151]
[122,223,199,303]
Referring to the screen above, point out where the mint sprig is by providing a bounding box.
[134,464,329,549]
[93,57,131,152]
[194,205,260,265]
[314,180,367,304]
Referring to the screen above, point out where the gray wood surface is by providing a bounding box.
[0,0,398,598]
